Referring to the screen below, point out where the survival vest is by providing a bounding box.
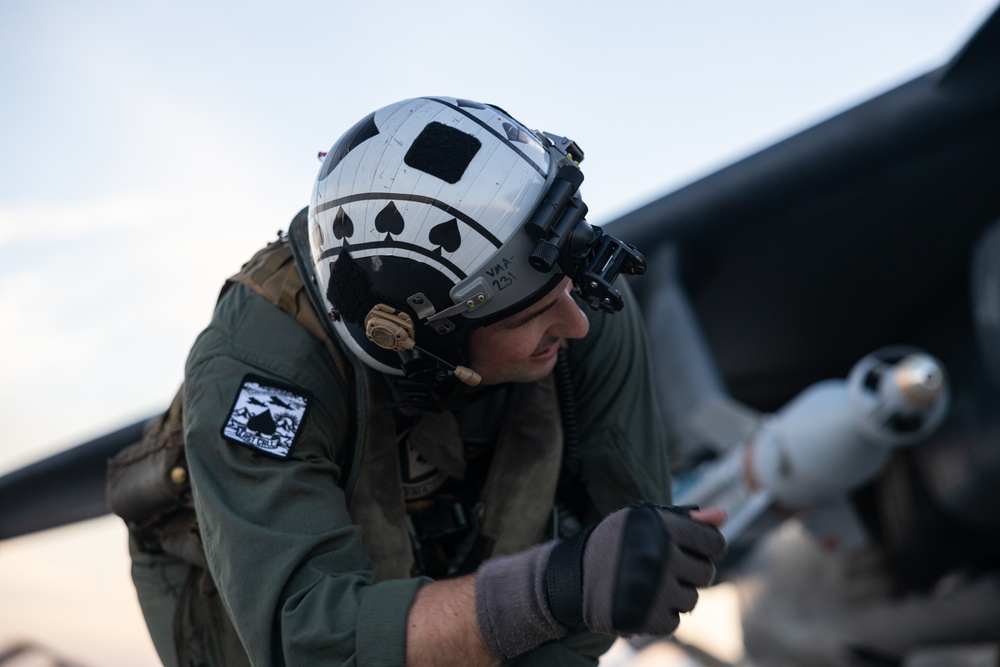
[107,215,573,663]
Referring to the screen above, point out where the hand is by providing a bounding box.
[689,506,727,527]
[475,503,727,662]
[572,503,726,635]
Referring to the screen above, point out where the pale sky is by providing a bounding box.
[1,2,997,665]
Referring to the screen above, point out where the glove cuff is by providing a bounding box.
[544,525,594,627]
[475,541,569,662]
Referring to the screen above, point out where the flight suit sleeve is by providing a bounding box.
[184,283,425,666]
[569,278,673,520]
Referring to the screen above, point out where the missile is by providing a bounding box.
[676,346,949,550]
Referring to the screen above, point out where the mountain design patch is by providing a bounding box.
[221,374,312,459]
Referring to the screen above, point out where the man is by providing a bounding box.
[129,96,725,666]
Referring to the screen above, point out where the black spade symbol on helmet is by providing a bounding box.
[375,202,405,241]
[333,207,354,240]
[429,218,461,254]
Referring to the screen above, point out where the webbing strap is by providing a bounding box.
[227,238,348,385]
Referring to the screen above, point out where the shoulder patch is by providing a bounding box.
[222,374,312,459]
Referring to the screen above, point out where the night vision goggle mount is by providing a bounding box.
[524,163,646,312]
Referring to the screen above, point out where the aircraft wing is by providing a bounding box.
[0,419,151,540]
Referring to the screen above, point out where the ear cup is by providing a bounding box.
[364,305,415,351]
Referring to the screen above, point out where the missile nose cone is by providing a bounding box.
[894,354,947,407]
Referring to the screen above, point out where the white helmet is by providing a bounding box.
[308,96,644,387]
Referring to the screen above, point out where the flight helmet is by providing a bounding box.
[308,96,644,387]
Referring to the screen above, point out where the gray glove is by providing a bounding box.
[475,502,726,662]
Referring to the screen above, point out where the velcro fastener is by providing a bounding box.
[544,526,594,628]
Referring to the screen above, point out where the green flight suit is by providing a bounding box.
[149,255,669,666]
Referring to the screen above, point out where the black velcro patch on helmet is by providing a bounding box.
[327,250,376,324]
[404,121,482,184]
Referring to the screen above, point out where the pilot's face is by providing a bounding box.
[468,277,589,385]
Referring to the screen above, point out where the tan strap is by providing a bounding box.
[226,238,348,383]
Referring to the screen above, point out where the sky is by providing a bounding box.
[0,2,997,665]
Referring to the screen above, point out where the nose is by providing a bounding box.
[548,283,590,340]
